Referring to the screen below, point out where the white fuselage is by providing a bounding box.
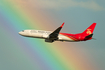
[19,30,75,42]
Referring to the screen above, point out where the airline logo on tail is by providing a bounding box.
[86,29,92,34]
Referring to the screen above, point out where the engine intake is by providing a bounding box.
[45,39,54,43]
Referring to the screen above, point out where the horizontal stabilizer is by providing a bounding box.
[85,34,93,39]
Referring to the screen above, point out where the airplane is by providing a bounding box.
[19,23,96,43]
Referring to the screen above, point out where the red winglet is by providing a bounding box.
[60,22,65,28]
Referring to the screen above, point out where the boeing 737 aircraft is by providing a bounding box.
[19,23,96,43]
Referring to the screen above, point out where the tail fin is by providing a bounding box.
[82,23,96,36]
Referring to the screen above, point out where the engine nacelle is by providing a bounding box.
[45,39,54,43]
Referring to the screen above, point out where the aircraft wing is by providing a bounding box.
[48,23,64,40]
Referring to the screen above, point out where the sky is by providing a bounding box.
[0,0,105,70]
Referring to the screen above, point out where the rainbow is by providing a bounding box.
[0,0,96,70]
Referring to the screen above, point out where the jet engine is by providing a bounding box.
[45,39,54,43]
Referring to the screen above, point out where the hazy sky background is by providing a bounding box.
[0,0,105,70]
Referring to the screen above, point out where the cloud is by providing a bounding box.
[35,0,104,11]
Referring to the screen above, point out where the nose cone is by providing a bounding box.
[18,32,23,35]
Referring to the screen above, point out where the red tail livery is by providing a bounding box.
[60,23,96,41]
[82,23,96,36]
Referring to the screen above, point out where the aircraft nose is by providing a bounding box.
[19,30,25,35]
[18,32,22,35]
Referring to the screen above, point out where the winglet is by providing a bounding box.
[60,22,65,28]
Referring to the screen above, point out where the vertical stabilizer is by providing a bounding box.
[82,23,96,36]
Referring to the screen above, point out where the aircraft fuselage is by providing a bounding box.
[19,23,96,43]
[19,30,77,42]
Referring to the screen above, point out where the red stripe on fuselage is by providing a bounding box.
[60,33,79,41]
